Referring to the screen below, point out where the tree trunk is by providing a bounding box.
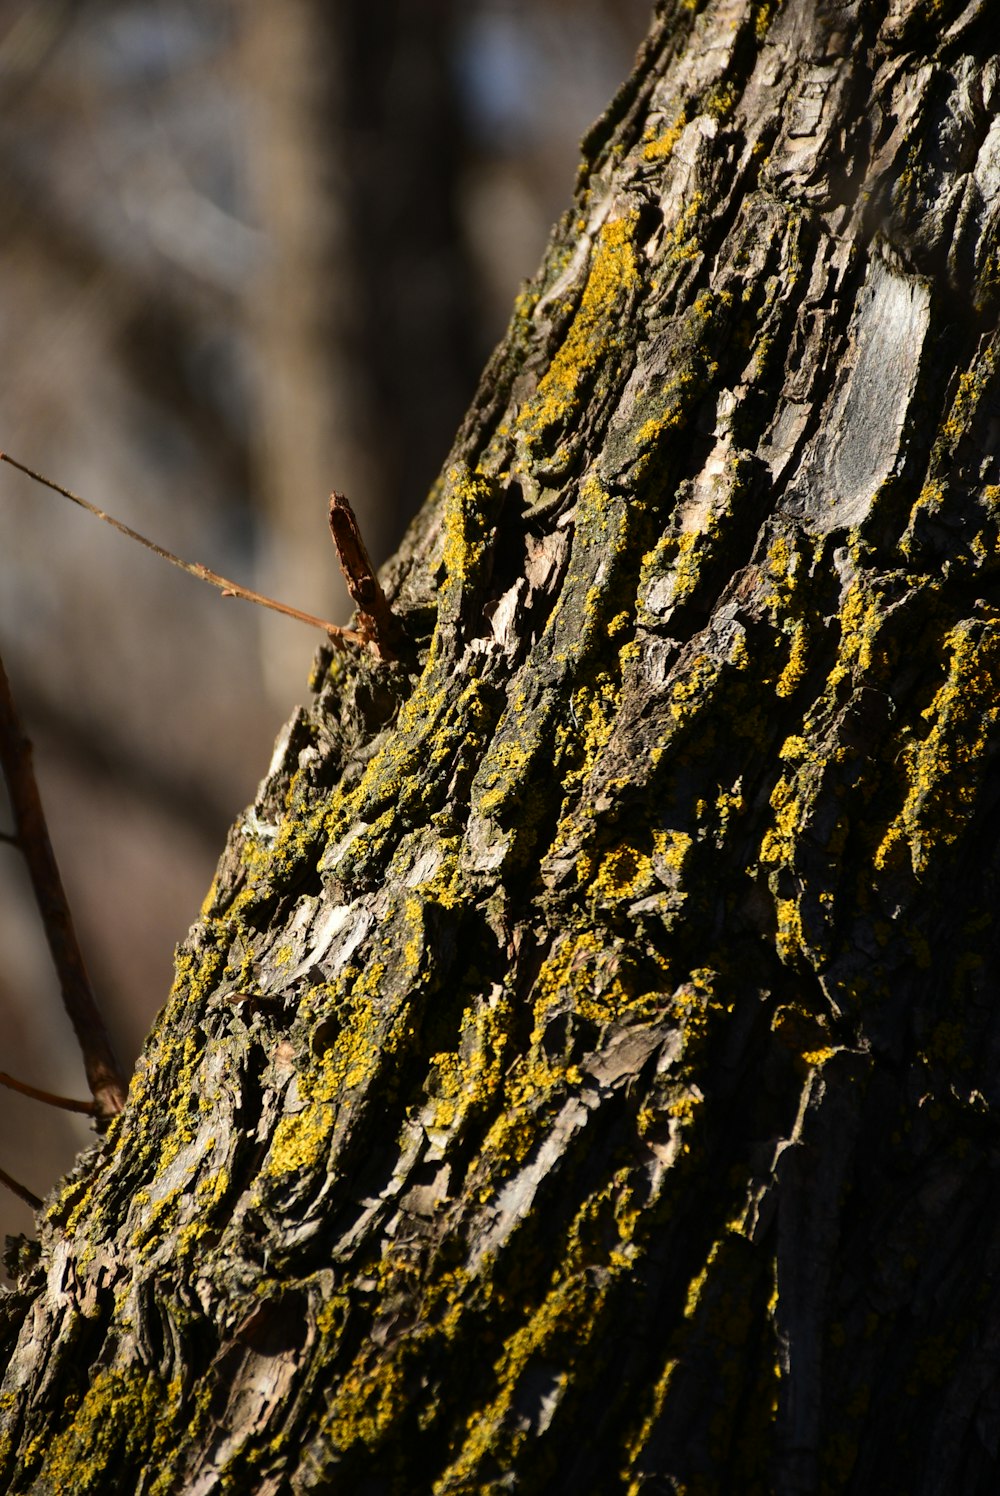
[4,1,1000,1491]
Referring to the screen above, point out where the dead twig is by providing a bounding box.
[328,492,401,660]
[0,1070,96,1114]
[0,451,365,648]
[0,649,127,1122]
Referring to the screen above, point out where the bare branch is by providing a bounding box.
[0,649,127,1121]
[0,451,364,647]
[0,1164,42,1212]
[0,1070,96,1115]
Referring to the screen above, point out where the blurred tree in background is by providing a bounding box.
[0,0,649,1250]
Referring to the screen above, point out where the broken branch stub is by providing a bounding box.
[328,492,401,659]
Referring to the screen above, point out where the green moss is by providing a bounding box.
[702,82,737,121]
[472,472,647,867]
[17,18,990,1490]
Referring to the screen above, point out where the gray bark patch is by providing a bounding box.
[786,255,930,534]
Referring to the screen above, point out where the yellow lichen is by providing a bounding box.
[938,347,995,447]
[754,0,781,38]
[874,621,1000,875]
[642,107,688,162]
[774,896,805,965]
[521,214,640,440]
[435,1274,594,1489]
[590,829,692,906]
[776,620,809,697]
[759,775,800,869]
[426,990,511,1133]
[826,577,894,687]
[30,1365,177,1494]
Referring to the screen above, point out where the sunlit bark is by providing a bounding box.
[3,2,1000,1491]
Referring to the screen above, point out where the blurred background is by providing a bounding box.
[0,0,650,1252]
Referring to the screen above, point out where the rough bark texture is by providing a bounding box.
[4,1,1000,1491]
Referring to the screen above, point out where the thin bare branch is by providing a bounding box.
[0,451,364,647]
[0,1164,42,1211]
[0,649,127,1122]
[0,1070,96,1114]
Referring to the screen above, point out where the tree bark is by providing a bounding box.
[4,1,1000,1491]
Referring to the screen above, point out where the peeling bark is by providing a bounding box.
[4,1,1000,1492]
